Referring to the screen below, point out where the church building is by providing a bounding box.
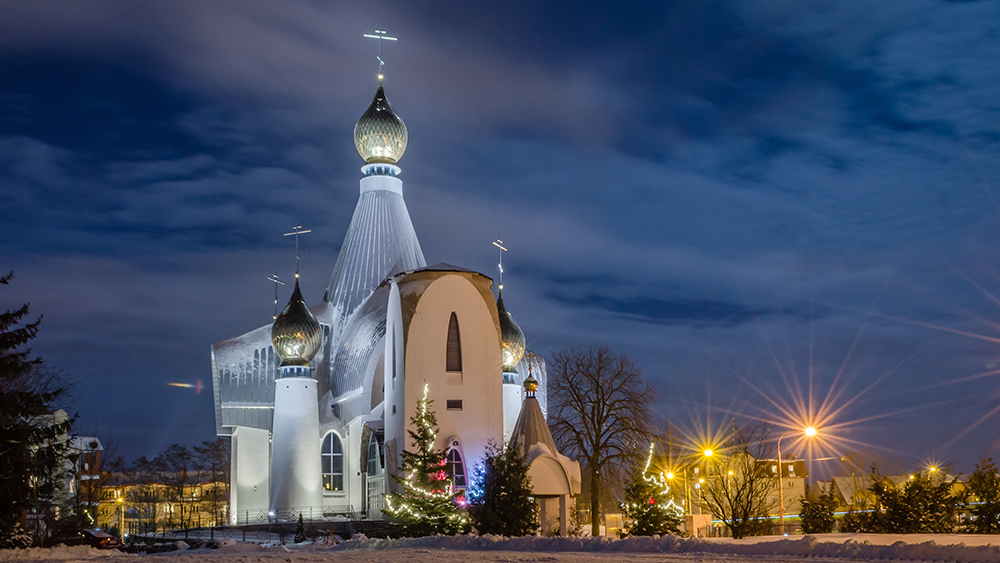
[211,67,579,531]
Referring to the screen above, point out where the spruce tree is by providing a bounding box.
[620,445,683,537]
[468,441,537,536]
[799,490,837,533]
[967,456,1000,533]
[384,384,469,537]
[0,269,72,547]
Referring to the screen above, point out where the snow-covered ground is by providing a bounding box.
[10,533,1000,563]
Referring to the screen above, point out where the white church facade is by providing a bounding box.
[211,69,579,532]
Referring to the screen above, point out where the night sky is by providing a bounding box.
[2,1,999,476]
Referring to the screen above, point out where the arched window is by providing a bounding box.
[446,312,462,372]
[322,432,344,492]
[367,432,383,475]
[447,447,466,491]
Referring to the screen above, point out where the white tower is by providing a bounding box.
[269,275,323,517]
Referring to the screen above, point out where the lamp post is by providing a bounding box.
[116,496,124,542]
[776,427,816,535]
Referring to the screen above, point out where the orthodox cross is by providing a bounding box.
[363,29,398,77]
[492,238,507,290]
[283,225,311,277]
[266,273,285,320]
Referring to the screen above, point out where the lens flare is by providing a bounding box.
[167,380,203,394]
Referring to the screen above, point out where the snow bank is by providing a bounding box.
[0,545,123,562]
[334,533,1000,562]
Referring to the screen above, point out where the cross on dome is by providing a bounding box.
[363,29,398,78]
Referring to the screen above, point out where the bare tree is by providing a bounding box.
[548,345,655,536]
[127,456,164,534]
[68,431,124,530]
[153,444,194,529]
[699,422,776,539]
[194,438,230,526]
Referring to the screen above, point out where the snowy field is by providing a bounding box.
[10,533,1000,563]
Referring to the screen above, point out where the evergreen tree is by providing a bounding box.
[799,490,837,533]
[384,384,469,537]
[0,269,72,547]
[468,441,537,536]
[294,513,307,543]
[620,444,683,537]
[966,456,1000,533]
[862,470,963,533]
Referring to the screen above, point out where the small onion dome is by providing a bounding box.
[497,291,525,372]
[523,374,538,393]
[271,279,322,367]
[354,78,407,164]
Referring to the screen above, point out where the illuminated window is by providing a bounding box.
[447,446,466,491]
[446,313,462,372]
[322,433,344,492]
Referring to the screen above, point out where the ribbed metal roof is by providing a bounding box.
[324,186,425,330]
[328,284,389,400]
[510,393,558,462]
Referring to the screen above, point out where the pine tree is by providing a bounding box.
[800,490,837,533]
[967,456,1000,533]
[0,269,72,547]
[468,441,537,536]
[384,384,469,537]
[620,444,683,537]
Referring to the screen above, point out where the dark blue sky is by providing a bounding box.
[2,1,999,475]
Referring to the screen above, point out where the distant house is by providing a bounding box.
[759,456,809,520]
[99,472,228,535]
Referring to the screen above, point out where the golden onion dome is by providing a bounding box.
[271,278,322,367]
[523,374,538,393]
[497,291,525,372]
[354,78,407,164]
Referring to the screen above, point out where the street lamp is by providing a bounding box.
[116,497,124,542]
[776,427,817,535]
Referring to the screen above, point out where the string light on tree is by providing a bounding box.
[384,383,470,535]
[620,443,683,536]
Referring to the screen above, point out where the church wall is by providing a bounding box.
[399,273,504,483]
[230,426,270,523]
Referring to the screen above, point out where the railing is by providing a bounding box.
[232,505,359,526]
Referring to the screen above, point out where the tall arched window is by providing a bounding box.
[366,432,383,475]
[322,432,344,492]
[447,447,466,492]
[446,312,462,372]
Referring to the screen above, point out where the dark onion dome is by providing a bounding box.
[271,278,322,367]
[497,291,525,372]
[354,78,407,164]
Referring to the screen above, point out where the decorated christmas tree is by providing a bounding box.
[385,383,470,537]
[620,443,683,537]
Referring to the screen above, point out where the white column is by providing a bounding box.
[559,495,568,537]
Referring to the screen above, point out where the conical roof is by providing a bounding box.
[510,375,557,459]
[354,79,407,164]
[497,291,525,372]
[271,278,322,367]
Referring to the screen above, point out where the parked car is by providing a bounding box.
[57,529,121,549]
